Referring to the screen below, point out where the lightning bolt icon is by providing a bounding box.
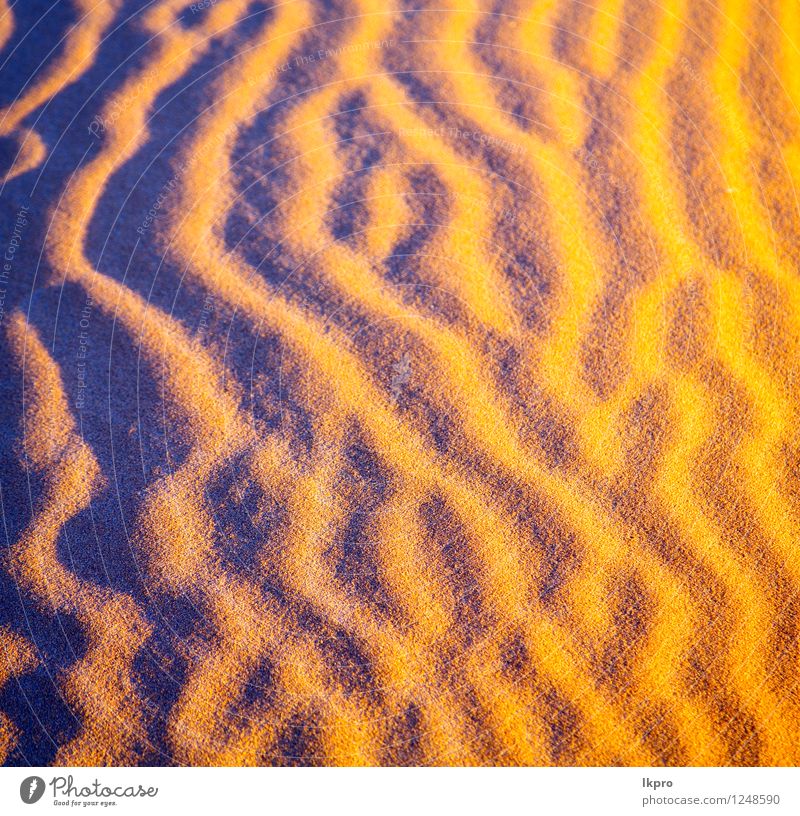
[28,778,38,801]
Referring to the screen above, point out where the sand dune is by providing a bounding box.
[0,0,799,765]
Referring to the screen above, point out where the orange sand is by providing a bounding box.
[0,0,799,765]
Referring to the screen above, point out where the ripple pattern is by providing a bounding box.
[0,0,799,766]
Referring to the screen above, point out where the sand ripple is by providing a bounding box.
[0,0,799,765]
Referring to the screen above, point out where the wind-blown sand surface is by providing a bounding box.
[0,0,799,766]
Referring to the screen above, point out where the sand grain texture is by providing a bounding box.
[0,0,798,766]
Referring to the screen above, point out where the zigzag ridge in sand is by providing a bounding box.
[0,0,798,766]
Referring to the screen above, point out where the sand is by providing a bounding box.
[0,0,799,765]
